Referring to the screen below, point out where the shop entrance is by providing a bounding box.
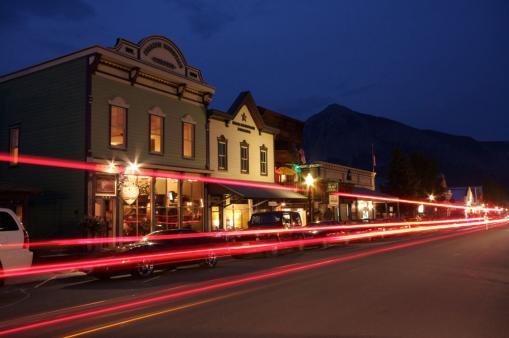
[94,197,117,237]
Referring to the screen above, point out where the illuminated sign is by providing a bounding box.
[120,181,139,205]
[326,181,339,192]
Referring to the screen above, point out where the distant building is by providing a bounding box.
[449,186,483,206]
[298,161,387,222]
[0,35,215,238]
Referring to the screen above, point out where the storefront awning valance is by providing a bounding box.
[275,167,297,176]
[350,187,397,200]
[209,183,306,200]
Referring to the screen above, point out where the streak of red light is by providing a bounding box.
[0,222,506,337]
[1,218,506,280]
[333,192,501,212]
[0,152,301,192]
[1,218,485,249]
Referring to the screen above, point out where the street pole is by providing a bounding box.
[307,186,312,225]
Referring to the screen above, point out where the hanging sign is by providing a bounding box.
[120,181,139,205]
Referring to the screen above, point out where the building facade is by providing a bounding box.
[0,35,215,238]
[298,161,378,222]
[207,92,306,230]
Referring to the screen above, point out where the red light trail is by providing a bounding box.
[0,152,301,192]
[0,220,506,337]
[0,217,485,249]
[333,192,502,212]
[1,218,506,280]
[1,152,501,212]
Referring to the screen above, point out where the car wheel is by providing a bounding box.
[202,252,218,268]
[133,261,154,278]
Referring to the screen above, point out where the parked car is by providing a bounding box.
[230,211,306,257]
[0,208,33,286]
[86,229,224,279]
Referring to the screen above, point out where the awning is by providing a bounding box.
[348,187,398,200]
[275,167,297,176]
[209,183,306,200]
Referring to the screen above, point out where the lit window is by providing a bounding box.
[260,146,268,176]
[110,105,126,148]
[183,122,194,158]
[9,127,20,165]
[240,141,249,173]
[149,115,163,154]
[218,136,227,170]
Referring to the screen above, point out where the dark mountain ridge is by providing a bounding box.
[303,104,509,195]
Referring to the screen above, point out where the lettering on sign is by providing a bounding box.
[141,40,184,70]
[326,181,339,192]
[232,121,255,130]
[329,194,339,206]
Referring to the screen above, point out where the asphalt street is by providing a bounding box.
[1,224,509,337]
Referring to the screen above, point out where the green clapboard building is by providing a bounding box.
[0,36,215,239]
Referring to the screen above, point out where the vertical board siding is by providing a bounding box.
[0,58,88,238]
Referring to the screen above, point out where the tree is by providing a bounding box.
[385,149,417,198]
[409,152,440,198]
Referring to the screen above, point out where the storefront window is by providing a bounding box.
[224,204,250,230]
[154,178,179,230]
[181,180,204,231]
[122,176,151,236]
[211,206,220,231]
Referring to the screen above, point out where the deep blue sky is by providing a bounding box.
[1,0,508,141]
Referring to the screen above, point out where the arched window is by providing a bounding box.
[181,114,196,159]
[108,97,129,149]
[148,106,165,154]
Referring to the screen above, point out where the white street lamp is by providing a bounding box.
[304,173,314,225]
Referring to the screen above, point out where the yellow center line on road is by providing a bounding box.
[61,287,257,338]
[60,274,307,338]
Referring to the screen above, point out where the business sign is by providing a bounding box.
[329,194,339,206]
[120,181,139,205]
[326,181,339,192]
[96,175,117,196]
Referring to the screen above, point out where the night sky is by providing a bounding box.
[1,0,508,141]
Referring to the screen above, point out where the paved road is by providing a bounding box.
[1,224,509,337]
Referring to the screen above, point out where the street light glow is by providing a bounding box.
[305,173,314,187]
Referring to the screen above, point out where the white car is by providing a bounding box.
[0,208,33,286]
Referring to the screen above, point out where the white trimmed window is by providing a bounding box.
[260,145,268,176]
[217,135,227,170]
[149,114,163,154]
[240,141,249,174]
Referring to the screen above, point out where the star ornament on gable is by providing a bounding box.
[241,112,247,122]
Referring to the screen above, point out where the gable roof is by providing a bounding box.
[209,91,279,135]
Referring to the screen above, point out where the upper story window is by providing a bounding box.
[217,135,227,170]
[110,106,127,149]
[182,122,195,158]
[240,140,249,174]
[149,114,164,154]
[260,145,268,176]
[9,127,20,165]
